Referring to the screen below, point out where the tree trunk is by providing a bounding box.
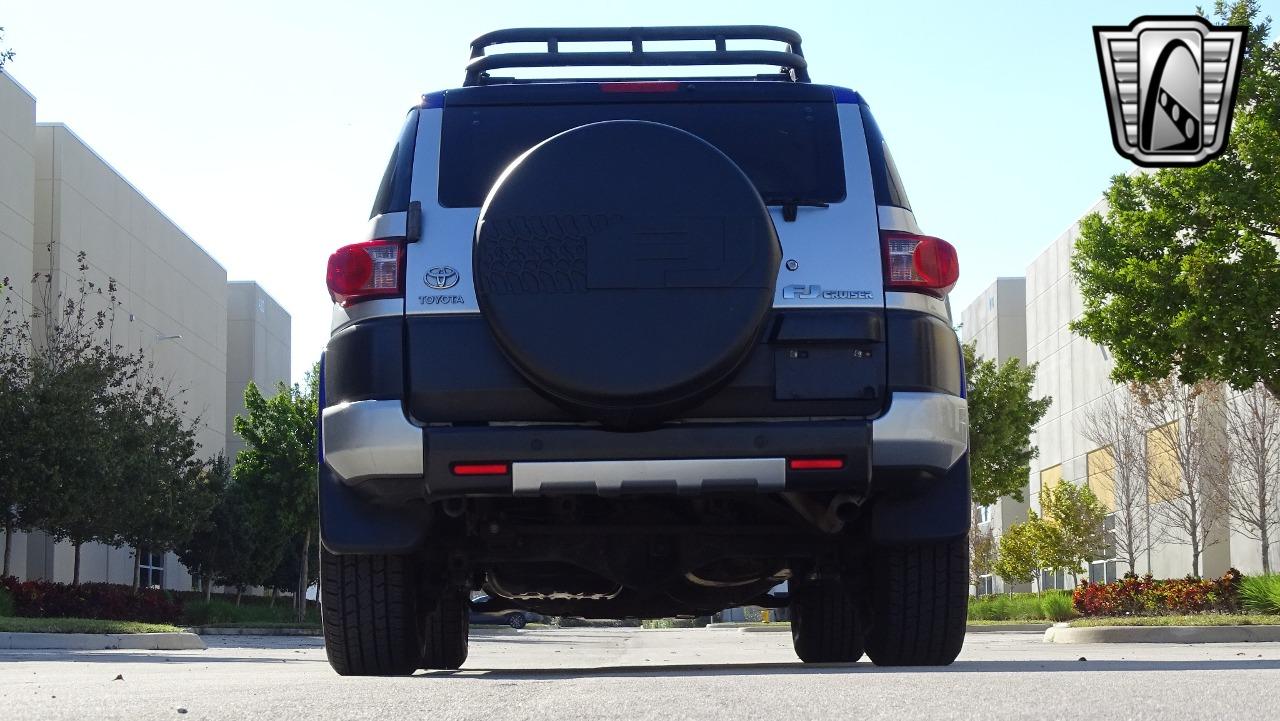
[2,521,12,577]
[269,588,277,608]
[132,550,141,590]
[72,542,82,585]
[296,531,311,622]
[203,575,213,602]
[1262,529,1272,576]
[235,586,244,606]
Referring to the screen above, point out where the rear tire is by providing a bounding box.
[320,549,422,676]
[790,580,864,663]
[507,613,527,630]
[862,537,968,666]
[420,590,469,669]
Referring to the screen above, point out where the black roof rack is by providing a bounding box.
[464,25,809,87]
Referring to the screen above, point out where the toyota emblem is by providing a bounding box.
[425,266,460,290]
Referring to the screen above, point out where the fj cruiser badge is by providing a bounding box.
[425,266,460,290]
[782,284,873,301]
[1094,16,1246,167]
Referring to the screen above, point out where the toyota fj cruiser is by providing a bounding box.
[320,26,970,675]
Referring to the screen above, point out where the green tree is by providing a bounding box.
[1038,483,1110,584]
[0,26,14,70]
[175,454,235,600]
[1071,0,1280,399]
[110,374,211,588]
[0,279,31,575]
[993,520,1040,592]
[969,520,998,591]
[964,344,1053,506]
[232,365,319,620]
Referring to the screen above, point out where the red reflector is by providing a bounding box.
[452,463,510,476]
[599,81,681,93]
[788,458,845,471]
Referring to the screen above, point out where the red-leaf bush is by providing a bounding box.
[0,577,183,624]
[1073,569,1243,617]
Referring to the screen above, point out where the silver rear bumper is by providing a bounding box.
[320,392,968,486]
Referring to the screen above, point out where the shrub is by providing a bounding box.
[1073,569,1243,617]
[968,592,1051,621]
[0,585,14,617]
[181,597,319,627]
[1040,592,1075,621]
[0,576,182,624]
[1240,574,1280,615]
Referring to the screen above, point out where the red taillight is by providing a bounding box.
[881,231,959,296]
[788,458,845,471]
[326,240,403,306]
[451,463,510,476]
[599,81,681,93]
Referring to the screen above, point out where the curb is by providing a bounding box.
[0,632,206,651]
[738,625,792,633]
[1044,623,1280,644]
[189,627,320,637]
[966,623,1053,633]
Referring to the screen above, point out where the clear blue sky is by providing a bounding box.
[3,0,1266,382]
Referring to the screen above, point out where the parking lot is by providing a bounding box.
[4,628,1280,721]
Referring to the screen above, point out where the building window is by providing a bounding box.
[1039,568,1067,591]
[1089,560,1118,584]
[1147,422,1182,502]
[1039,464,1062,499]
[138,549,165,589]
[978,504,992,524]
[977,575,995,596]
[1086,447,1116,513]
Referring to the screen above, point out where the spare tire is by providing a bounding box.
[474,120,780,428]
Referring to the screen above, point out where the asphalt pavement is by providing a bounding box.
[3,628,1279,720]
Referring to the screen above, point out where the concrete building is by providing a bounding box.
[965,197,1279,590]
[959,277,1030,594]
[226,281,292,463]
[0,69,291,588]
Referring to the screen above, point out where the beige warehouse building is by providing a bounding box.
[0,70,290,588]
[963,199,1279,591]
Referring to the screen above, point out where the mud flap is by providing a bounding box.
[870,453,971,544]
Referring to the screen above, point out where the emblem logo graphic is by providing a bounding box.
[1094,16,1246,167]
[424,266,460,290]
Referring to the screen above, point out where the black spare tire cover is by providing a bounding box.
[474,120,781,428]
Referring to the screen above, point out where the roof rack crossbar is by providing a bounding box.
[463,25,809,86]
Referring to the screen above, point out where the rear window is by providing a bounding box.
[438,101,846,208]
[859,105,911,211]
[369,109,420,219]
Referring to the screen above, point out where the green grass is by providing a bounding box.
[186,621,321,630]
[1241,574,1280,615]
[0,616,182,634]
[965,619,1052,626]
[182,598,319,627]
[969,591,1071,621]
[1068,614,1280,628]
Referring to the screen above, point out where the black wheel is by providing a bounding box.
[420,590,469,669]
[506,613,527,630]
[790,580,864,663]
[862,537,968,666]
[320,549,422,676]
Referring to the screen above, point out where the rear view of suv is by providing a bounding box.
[320,26,969,676]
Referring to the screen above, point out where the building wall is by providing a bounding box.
[0,71,289,590]
[960,278,1031,593]
[0,73,35,306]
[1022,202,1267,581]
[225,281,292,462]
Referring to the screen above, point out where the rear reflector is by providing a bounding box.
[452,463,510,476]
[788,458,845,471]
[881,231,959,297]
[326,240,403,306]
[599,81,681,93]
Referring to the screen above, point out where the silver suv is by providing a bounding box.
[319,26,970,676]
